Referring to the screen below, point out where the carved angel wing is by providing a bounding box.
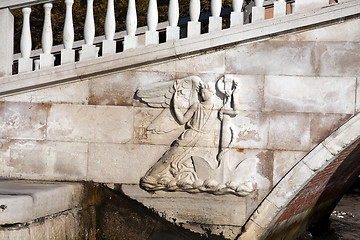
[136,76,204,134]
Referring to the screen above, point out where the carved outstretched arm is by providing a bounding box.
[173,95,197,125]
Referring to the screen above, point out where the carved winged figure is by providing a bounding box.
[137,76,218,191]
[136,76,268,196]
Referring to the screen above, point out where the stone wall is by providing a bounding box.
[0,14,359,240]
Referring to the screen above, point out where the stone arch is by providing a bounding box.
[239,112,360,240]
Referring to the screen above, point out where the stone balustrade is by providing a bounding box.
[0,0,340,76]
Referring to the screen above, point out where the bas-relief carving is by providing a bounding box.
[136,75,268,196]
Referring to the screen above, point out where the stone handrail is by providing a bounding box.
[0,0,341,76]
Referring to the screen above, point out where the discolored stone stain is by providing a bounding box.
[256,151,274,188]
[310,114,352,146]
[236,148,244,153]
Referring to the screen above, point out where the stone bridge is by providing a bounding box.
[0,0,359,239]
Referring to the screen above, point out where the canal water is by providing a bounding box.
[299,178,360,240]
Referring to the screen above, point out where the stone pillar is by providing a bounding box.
[80,0,98,61]
[209,0,222,32]
[124,0,138,50]
[187,0,201,37]
[166,0,180,41]
[102,0,116,56]
[230,0,244,27]
[145,0,159,46]
[0,8,14,77]
[40,3,55,69]
[274,0,287,17]
[252,0,265,23]
[62,0,75,64]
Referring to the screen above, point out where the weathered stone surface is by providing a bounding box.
[310,113,352,147]
[225,41,315,76]
[29,223,46,240]
[226,74,264,111]
[88,143,168,183]
[89,71,175,106]
[0,195,33,224]
[265,76,356,114]
[273,18,360,42]
[0,182,83,225]
[8,141,88,180]
[0,228,30,240]
[252,199,280,229]
[231,112,269,149]
[294,0,329,12]
[238,219,263,240]
[268,113,311,151]
[141,51,226,73]
[0,102,48,140]
[267,162,314,208]
[46,215,66,240]
[1,81,89,104]
[46,104,133,143]
[323,113,360,155]
[302,143,334,171]
[273,150,307,184]
[315,42,360,77]
[122,184,247,226]
[357,77,360,113]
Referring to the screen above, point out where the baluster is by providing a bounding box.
[61,0,75,64]
[40,3,54,69]
[209,0,222,32]
[145,0,159,46]
[252,0,265,23]
[187,0,201,37]
[230,0,244,27]
[18,7,33,73]
[166,0,180,41]
[102,0,116,55]
[0,8,14,76]
[80,0,98,61]
[124,0,138,50]
[274,0,287,17]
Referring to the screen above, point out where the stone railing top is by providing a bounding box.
[0,0,358,97]
[0,0,56,10]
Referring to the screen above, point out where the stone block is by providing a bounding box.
[187,21,201,38]
[61,49,75,65]
[322,113,360,155]
[231,112,269,149]
[225,74,264,111]
[64,212,77,239]
[209,16,222,32]
[268,113,311,151]
[9,141,88,181]
[273,150,307,184]
[89,71,175,106]
[122,184,247,226]
[238,219,263,240]
[79,44,98,61]
[46,215,66,240]
[176,51,226,73]
[0,182,83,225]
[0,102,48,140]
[315,42,360,77]
[18,58,33,73]
[46,104,133,143]
[145,31,159,46]
[88,143,168,183]
[252,199,280,228]
[302,143,334,171]
[0,8,14,77]
[40,53,55,69]
[230,12,244,27]
[267,162,314,208]
[225,41,315,76]
[102,39,116,56]
[252,6,265,22]
[2,80,89,104]
[357,77,360,113]
[0,228,30,240]
[310,113,352,147]
[166,26,180,41]
[264,76,356,114]
[123,35,138,51]
[0,195,33,224]
[273,19,360,42]
[274,1,287,17]
[30,223,46,240]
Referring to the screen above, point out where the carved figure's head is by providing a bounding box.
[199,83,214,101]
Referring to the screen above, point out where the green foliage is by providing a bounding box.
[13,0,233,53]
